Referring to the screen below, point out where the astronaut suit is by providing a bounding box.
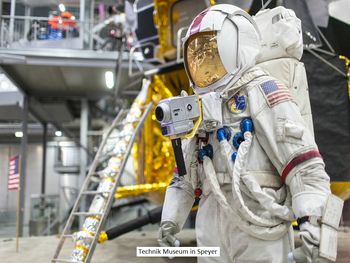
[158,4,343,263]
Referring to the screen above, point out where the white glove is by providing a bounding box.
[158,221,181,247]
[290,246,328,263]
[288,223,329,263]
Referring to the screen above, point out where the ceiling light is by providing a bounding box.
[59,3,66,12]
[55,131,62,137]
[0,74,18,92]
[15,131,23,138]
[0,80,9,91]
[105,71,114,89]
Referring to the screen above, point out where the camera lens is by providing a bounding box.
[155,103,171,123]
[155,106,164,121]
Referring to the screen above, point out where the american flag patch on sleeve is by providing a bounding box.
[259,80,293,107]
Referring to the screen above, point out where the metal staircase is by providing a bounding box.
[52,102,152,263]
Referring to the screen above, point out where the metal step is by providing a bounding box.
[52,259,77,263]
[81,190,112,195]
[71,212,104,217]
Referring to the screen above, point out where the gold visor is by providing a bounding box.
[185,32,227,88]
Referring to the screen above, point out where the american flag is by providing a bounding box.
[8,155,20,191]
[260,80,293,107]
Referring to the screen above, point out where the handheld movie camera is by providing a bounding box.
[155,94,202,176]
[155,95,200,138]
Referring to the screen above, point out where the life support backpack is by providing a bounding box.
[253,6,314,134]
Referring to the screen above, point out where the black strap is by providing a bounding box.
[297,216,310,226]
[171,138,186,176]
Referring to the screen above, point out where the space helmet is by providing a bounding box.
[183,4,261,95]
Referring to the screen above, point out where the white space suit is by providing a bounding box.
[158,5,342,263]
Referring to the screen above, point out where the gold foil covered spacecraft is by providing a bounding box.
[88,195,106,214]
[82,216,100,234]
[71,246,88,262]
[97,178,114,197]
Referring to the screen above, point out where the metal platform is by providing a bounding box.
[0,48,147,99]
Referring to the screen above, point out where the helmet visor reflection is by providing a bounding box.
[185,32,227,88]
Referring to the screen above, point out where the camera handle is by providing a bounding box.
[171,138,187,176]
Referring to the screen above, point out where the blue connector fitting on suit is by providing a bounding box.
[232,132,244,150]
[231,152,237,162]
[198,149,206,161]
[216,126,231,142]
[198,144,213,161]
[240,118,254,133]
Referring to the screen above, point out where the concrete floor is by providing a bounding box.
[0,229,349,263]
